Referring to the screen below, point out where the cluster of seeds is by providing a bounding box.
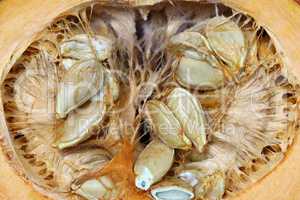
[1,2,299,200]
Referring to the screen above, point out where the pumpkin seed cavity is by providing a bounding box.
[1,2,299,200]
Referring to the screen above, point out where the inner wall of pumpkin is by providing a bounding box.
[1,2,300,200]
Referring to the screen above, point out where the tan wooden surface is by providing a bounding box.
[0,0,300,199]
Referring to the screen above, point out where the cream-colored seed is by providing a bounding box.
[75,176,115,200]
[60,34,113,70]
[206,16,246,73]
[134,140,175,190]
[244,30,259,66]
[151,178,194,200]
[178,160,225,200]
[175,56,224,90]
[55,66,119,149]
[145,100,192,150]
[169,31,224,90]
[169,31,210,53]
[55,99,106,150]
[166,88,207,153]
[56,60,104,118]
[55,148,110,191]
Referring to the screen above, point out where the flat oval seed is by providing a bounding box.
[166,88,207,153]
[55,148,110,191]
[177,160,225,200]
[175,56,224,90]
[168,30,224,90]
[75,176,115,200]
[151,178,194,200]
[76,179,106,200]
[55,99,106,150]
[56,60,104,118]
[206,16,246,73]
[55,67,120,149]
[169,31,210,54]
[145,100,192,150]
[60,34,113,69]
[134,140,175,190]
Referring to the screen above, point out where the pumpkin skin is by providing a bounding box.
[0,1,300,200]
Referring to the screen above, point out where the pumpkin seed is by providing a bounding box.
[178,160,225,200]
[175,56,224,91]
[56,60,105,118]
[55,147,111,191]
[60,34,113,70]
[134,140,175,190]
[169,31,211,54]
[206,16,246,73]
[258,37,276,61]
[151,178,194,200]
[74,176,116,200]
[145,100,192,150]
[169,31,224,90]
[166,88,207,153]
[54,96,106,150]
[55,67,120,149]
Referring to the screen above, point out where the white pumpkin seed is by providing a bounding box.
[134,140,174,190]
[206,16,246,73]
[177,160,225,200]
[169,31,210,54]
[166,88,207,152]
[56,60,105,118]
[169,31,224,90]
[75,176,116,200]
[55,99,106,150]
[175,56,224,90]
[56,148,110,191]
[60,34,113,70]
[55,66,120,149]
[151,178,194,200]
[145,100,192,150]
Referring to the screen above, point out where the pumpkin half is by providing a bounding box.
[0,0,300,200]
